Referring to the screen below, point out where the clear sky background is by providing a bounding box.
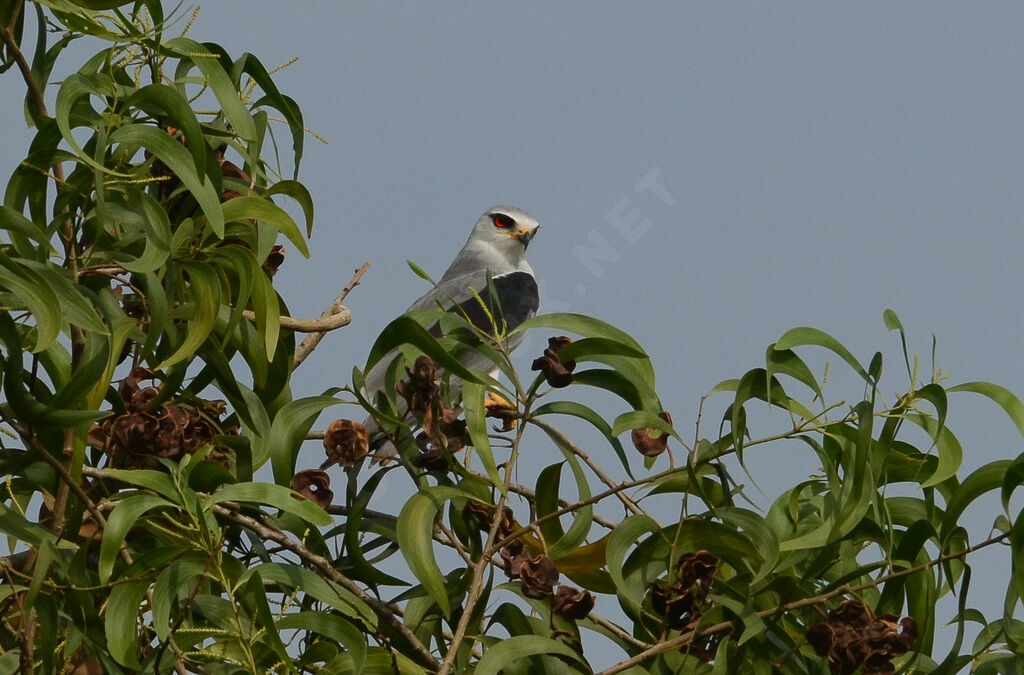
[2,2,1023,665]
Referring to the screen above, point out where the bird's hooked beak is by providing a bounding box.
[514,225,538,250]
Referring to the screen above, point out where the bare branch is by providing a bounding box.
[292,261,371,367]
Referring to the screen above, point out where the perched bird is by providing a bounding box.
[363,205,540,464]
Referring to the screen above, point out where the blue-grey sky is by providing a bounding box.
[3,3,1023,665]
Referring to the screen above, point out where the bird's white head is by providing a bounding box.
[468,205,540,259]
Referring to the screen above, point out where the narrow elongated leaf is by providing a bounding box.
[775,326,869,382]
[365,315,487,386]
[98,469,180,502]
[0,204,50,245]
[109,124,225,235]
[276,613,366,671]
[238,573,290,665]
[531,400,634,479]
[474,635,587,675]
[164,37,257,140]
[607,514,660,619]
[152,554,212,638]
[265,179,314,236]
[941,461,1010,539]
[397,486,469,618]
[127,83,206,175]
[102,191,173,274]
[54,73,128,177]
[0,501,56,547]
[555,336,647,362]
[221,195,310,257]
[0,251,61,351]
[905,413,963,488]
[106,579,149,668]
[949,381,1024,437]
[462,380,505,493]
[268,395,341,484]
[157,262,221,369]
[20,260,107,334]
[514,312,654,386]
[532,425,594,560]
[0,314,107,426]
[100,493,174,582]
[766,344,823,403]
[254,563,377,627]
[208,482,331,527]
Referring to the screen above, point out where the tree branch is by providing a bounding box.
[292,261,371,367]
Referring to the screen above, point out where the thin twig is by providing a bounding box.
[292,262,371,368]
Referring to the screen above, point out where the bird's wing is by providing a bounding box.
[410,269,539,335]
[361,268,538,399]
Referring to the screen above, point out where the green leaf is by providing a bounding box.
[715,507,779,583]
[941,461,1010,540]
[101,191,173,274]
[109,124,225,235]
[570,369,645,410]
[236,50,306,173]
[407,259,435,284]
[268,395,342,484]
[265,179,314,237]
[948,382,1024,438]
[126,83,206,177]
[238,573,291,666]
[775,326,869,382]
[905,413,963,488]
[606,514,660,619]
[365,315,488,386]
[54,73,128,177]
[533,424,594,560]
[397,486,468,618]
[208,482,331,527]
[531,400,634,480]
[765,344,823,404]
[0,501,57,548]
[254,563,377,628]
[164,37,257,141]
[98,469,180,502]
[99,493,174,582]
[157,261,221,370]
[0,251,61,351]
[0,204,50,246]
[474,635,588,675]
[152,554,212,639]
[611,410,679,441]
[106,579,149,668]
[221,195,310,257]
[462,380,505,494]
[555,336,647,362]
[18,260,108,335]
[0,314,107,426]
[514,312,654,386]
[276,612,366,671]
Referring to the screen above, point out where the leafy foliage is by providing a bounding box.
[1,3,1023,674]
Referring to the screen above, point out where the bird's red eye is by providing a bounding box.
[490,213,515,229]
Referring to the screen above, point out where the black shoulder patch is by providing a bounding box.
[437,271,539,336]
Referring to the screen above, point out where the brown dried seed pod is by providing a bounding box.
[290,469,334,509]
[531,336,576,388]
[552,585,595,620]
[321,419,370,469]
